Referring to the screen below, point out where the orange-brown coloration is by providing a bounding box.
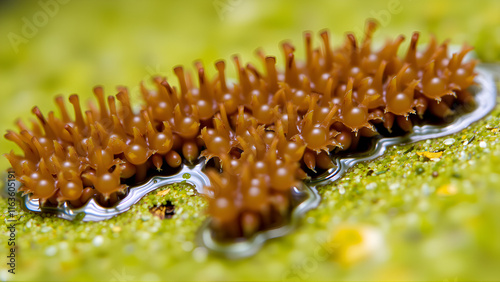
[5,21,476,239]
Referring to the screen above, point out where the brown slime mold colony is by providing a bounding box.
[5,21,477,240]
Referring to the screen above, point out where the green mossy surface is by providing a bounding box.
[1,96,499,281]
[1,1,500,281]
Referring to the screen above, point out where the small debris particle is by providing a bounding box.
[467,135,476,145]
[436,184,458,196]
[443,138,455,145]
[432,171,439,178]
[491,128,499,133]
[417,151,443,160]
[366,169,374,176]
[374,170,387,176]
[404,146,415,154]
[111,226,122,233]
[149,201,175,220]
[479,141,487,148]
[416,167,425,175]
[156,188,171,196]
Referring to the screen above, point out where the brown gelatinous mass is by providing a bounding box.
[4,21,476,239]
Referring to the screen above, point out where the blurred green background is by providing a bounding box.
[0,0,499,281]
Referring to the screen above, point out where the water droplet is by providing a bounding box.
[182,241,194,252]
[92,235,104,247]
[45,246,57,256]
[443,138,455,145]
[192,247,208,263]
[59,241,69,250]
[421,184,430,195]
[389,183,400,190]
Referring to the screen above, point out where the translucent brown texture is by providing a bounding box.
[4,21,477,239]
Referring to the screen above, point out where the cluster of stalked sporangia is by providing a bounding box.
[5,21,477,239]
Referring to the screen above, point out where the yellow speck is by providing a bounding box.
[492,128,499,133]
[436,184,458,196]
[157,188,171,196]
[327,224,384,267]
[416,151,443,159]
[111,226,122,233]
[462,135,467,139]
[320,215,329,223]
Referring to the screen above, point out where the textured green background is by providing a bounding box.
[0,0,499,281]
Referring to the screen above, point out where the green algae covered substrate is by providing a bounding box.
[2,95,500,281]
